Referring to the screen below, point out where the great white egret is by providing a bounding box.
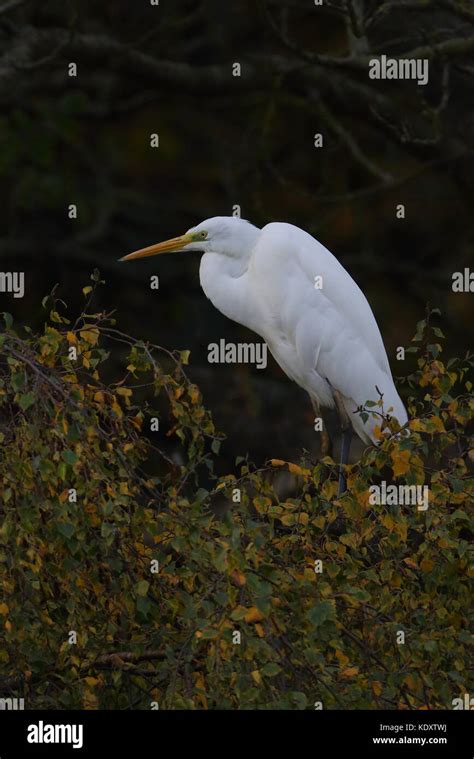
[120,217,408,493]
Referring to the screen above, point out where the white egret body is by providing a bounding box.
[121,216,408,448]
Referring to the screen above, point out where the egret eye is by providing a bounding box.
[200,231,207,239]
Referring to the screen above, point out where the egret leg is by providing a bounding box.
[333,390,352,495]
[311,398,333,458]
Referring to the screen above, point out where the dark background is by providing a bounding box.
[1,0,473,469]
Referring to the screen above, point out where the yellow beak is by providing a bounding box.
[119,233,193,262]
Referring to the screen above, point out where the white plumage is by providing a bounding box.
[197,217,407,444]
[121,215,408,447]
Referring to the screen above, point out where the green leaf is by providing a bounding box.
[135,580,150,597]
[261,662,281,677]
[61,450,78,465]
[195,488,208,504]
[230,607,248,621]
[290,692,308,710]
[136,596,151,617]
[101,523,115,539]
[18,392,36,411]
[57,523,75,539]
[307,600,336,627]
[200,628,219,639]
[344,586,370,602]
[11,372,26,391]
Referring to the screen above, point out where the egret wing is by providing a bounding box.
[250,223,407,440]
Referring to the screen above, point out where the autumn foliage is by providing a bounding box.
[0,284,472,709]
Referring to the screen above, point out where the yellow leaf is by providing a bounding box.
[341,667,359,678]
[322,479,338,500]
[82,689,98,709]
[428,415,445,432]
[335,649,349,668]
[231,569,246,587]
[188,384,200,403]
[0,603,9,615]
[372,681,383,696]
[404,674,417,691]
[403,558,419,570]
[116,387,132,397]
[391,450,410,477]
[251,669,262,685]
[288,462,311,476]
[66,331,77,344]
[420,558,434,572]
[85,676,99,687]
[255,624,265,638]
[131,414,143,430]
[244,606,264,623]
[269,459,310,476]
[381,515,395,531]
[79,329,99,345]
[111,400,123,418]
[373,425,383,441]
[192,672,208,707]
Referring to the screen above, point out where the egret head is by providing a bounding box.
[120,216,259,262]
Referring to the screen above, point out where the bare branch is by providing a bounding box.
[0,0,28,16]
[366,0,474,30]
[316,97,393,183]
[345,0,369,54]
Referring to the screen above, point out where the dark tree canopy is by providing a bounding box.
[0,0,473,462]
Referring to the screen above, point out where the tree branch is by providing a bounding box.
[316,97,393,183]
[366,0,474,30]
[0,0,28,16]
